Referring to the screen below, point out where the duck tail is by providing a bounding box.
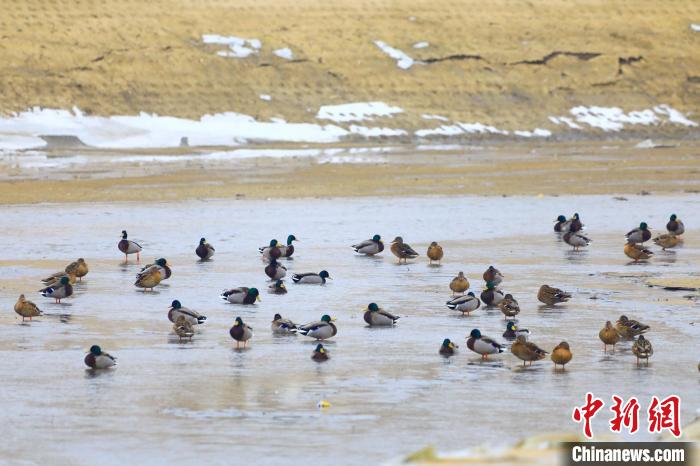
[198,316,207,324]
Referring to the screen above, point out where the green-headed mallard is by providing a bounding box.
[427,242,444,264]
[140,258,171,280]
[390,236,419,264]
[537,285,572,305]
[439,338,458,357]
[260,239,282,262]
[599,321,621,352]
[632,335,653,366]
[511,335,548,366]
[269,279,287,294]
[40,276,73,303]
[271,313,298,334]
[292,270,331,284]
[653,233,680,250]
[554,215,567,233]
[229,316,253,348]
[449,271,469,295]
[503,321,529,340]
[134,264,162,291]
[499,294,520,319]
[666,214,684,236]
[64,258,88,281]
[446,292,480,316]
[626,222,652,244]
[118,230,142,262]
[624,242,654,262]
[14,294,42,321]
[616,315,649,339]
[483,266,503,286]
[363,302,399,326]
[265,259,287,280]
[466,328,504,359]
[551,341,572,369]
[480,281,504,306]
[196,237,215,260]
[563,231,590,250]
[168,300,206,325]
[221,287,260,304]
[352,235,384,255]
[568,213,584,233]
[312,343,329,362]
[298,314,337,340]
[279,234,298,258]
[173,315,194,342]
[84,345,116,369]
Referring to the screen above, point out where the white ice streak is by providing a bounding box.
[513,128,552,138]
[259,94,272,101]
[551,105,697,131]
[413,41,429,49]
[203,34,261,58]
[316,102,404,122]
[691,24,700,32]
[348,125,408,137]
[373,40,415,70]
[273,48,294,60]
[421,114,450,122]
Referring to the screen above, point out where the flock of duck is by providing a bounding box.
[11,214,691,371]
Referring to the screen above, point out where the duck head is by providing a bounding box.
[506,321,517,331]
[372,234,381,242]
[367,302,379,312]
[315,343,325,353]
[639,222,648,230]
[233,317,244,326]
[121,230,128,239]
[670,214,677,221]
[59,276,70,285]
[469,329,482,339]
[287,234,298,245]
[442,338,456,349]
[319,270,331,279]
[199,237,206,245]
[321,314,335,323]
[171,300,182,309]
[556,215,566,222]
[391,236,403,244]
[273,313,282,321]
[89,345,102,355]
[248,288,260,301]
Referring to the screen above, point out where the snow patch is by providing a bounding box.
[373,40,415,70]
[316,102,404,122]
[549,116,582,130]
[421,114,449,122]
[273,48,294,60]
[653,104,698,127]
[513,128,552,138]
[203,34,261,58]
[413,41,429,49]
[348,125,408,137]
[691,24,700,32]
[552,105,697,131]
[259,94,272,101]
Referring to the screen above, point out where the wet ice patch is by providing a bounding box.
[273,47,294,60]
[348,125,407,137]
[316,102,404,122]
[373,40,415,69]
[202,34,261,58]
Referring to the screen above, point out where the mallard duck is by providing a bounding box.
[40,276,73,303]
[480,281,504,306]
[653,233,680,250]
[259,239,282,262]
[624,242,654,262]
[196,237,215,260]
[229,317,253,348]
[271,313,298,334]
[14,294,42,321]
[563,231,590,250]
[511,335,548,366]
[173,315,194,342]
[446,292,480,316]
[449,271,470,295]
[140,258,171,280]
[439,338,458,357]
[84,345,116,369]
[554,215,567,233]
[626,222,652,244]
[503,321,529,340]
[168,300,206,325]
[312,343,329,362]
[616,315,649,339]
[551,341,572,369]
[632,335,653,366]
[298,314,337,340]
[666,214,684,236]
[568,213,584,233]
[65,258,88,281]
[537,285,571,305]
[41,272,77,286]
[599,321,621,352]
[427,242,444,264]
[221,287,261,304]
[292,270,331,284]
[118,230,142,262]
[390,236,419,263]
[498,294,520,319]
[134,264,162,291]
[483,266,503,286]
[352,235,384,255]
[466,329,504,360]
[269,279,287,294]
[265,259,287,280]
[363,302,399,326]
[279,234,298,258]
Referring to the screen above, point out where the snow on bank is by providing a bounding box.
[373,41,415,70]
[691,24,700,32]
[550,105,697,131]
[316,102,404,122]
[202,35,261,58]
[413,41,429,49]
[273,48,294,60]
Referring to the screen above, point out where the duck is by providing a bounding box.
[599,321,621,353]
[229,317,253,349]
[41,272,77,286]
[551,342,573,369]
[626,222,652,244]
[624,242,654,262]
[118,230,142,262]
[352,235,384,255]
[449,271,470,295]
[40,276,73,303]
[271,313,298,334]
[616,315,649,339]
[482,266,503,286]
[196,237,215,260]
[312,343,329,362]
[298,314,337,340]
[84,345,116,369]
[466,329,504,360]
[537,285,572,305]
[568,213,584,233]
[503,321,529,340]
[269,279,287,294]
[134,264,162,291]
[390,236,419,264]
[221,287,261,304]
[439,338,458,357]
[632,335,653,366]
[498,294,520,319]
[52,258,88,282]
[173,315,194,342]
[511,335,548,366]
[363,302,399,326]
[666,214,684,236]
[426,242,444,264]
[14,294,42,321]
[554,215,568,233]
[265,259,287,280]
[563,231,590,250]
[259,239,282,262]
[292,270,331,284]
[140,258,171,280]
[279,234,298,258]
[652,233,680,251]
[480,281,504,306]
[168,300,206,325]
[446,292,480,316]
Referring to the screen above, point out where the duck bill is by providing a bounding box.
[256,295,262,302]
[331,317,337,322]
